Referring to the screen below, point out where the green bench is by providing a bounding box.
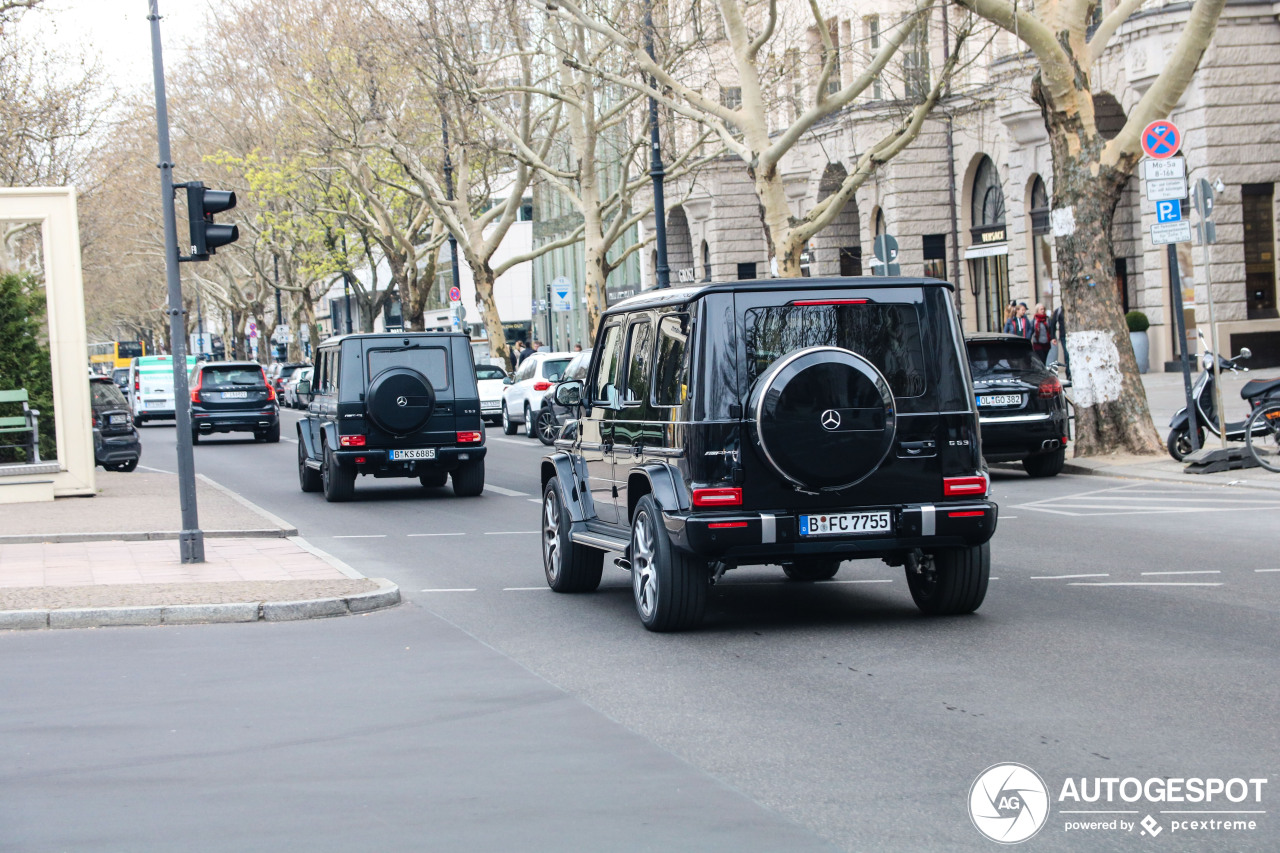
[0,389,41,463]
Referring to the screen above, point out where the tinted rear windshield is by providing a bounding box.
[201,366,265,387]
[368,346,449,390]
[967,341,1043,377]
[475,364,507,381]
[542,358,572,382]
[745,303,928,398]
[91,381,127,407]
[118,342,144,359]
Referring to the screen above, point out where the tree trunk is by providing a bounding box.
[472,265,511,369]
[583,215,608,341]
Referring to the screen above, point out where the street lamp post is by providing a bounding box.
[274,252,283,359]
[644,0,669,290]
[441,113,461,302]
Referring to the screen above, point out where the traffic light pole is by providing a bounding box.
[148,0,203,562]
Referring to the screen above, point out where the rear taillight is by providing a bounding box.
[1038,376,1062,398]
[943,475,989,497]
[190,369,203,403]
[691,487,742,507]
[339,435,366,447]
[533,381,551,391]
[456,431,483,443]
[260,369,276,401]
[789,298,869,306]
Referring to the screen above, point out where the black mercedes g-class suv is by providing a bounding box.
[540,277,996,631]
[296,332,486,501]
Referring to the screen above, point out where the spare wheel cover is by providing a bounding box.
[751,346,896,491]
[366,367,435,435]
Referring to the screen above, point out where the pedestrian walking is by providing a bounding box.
[518,340,540,366]
[1004,303,1032,338]
[1050,304,1070,379]
[1030,303,1052,362]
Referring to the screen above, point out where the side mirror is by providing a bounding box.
[1239,347,1252,360]
[503,375,514,386]
[554,380,583,407]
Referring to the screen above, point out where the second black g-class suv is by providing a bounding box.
[297,332,487,501]
[540,277,996,631]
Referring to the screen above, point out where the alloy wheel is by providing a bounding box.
[631,511,658,621]
[543,490,561,583]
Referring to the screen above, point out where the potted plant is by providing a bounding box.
[1126,310,1150,374]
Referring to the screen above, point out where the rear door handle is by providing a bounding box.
[898,440,936,457]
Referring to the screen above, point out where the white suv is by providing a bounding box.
[502,352,573,436]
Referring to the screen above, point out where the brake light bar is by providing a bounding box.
[457,431,483,444]
[533,381,551,391]
[190,368,203,403]
[948,510,985,518]
[943,475,989,497]
[708,521,749,529]
[691,487,742,507]
[790,299,869,306]
[339,435,366,447]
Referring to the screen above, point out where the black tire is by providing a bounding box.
[298,437,321,493]
[501,402,518,435]
[322,442,355,502]
[1022,447,1065,478]
[452,458,485,496]
[1245,402,1280,473]
[782,558,841,581]
[525,403,537,438]
[630,494,708,631]
[419,470,448,488]
[263,421,281,443]
[542,480,604,592]
[1166,426,1205,461]
[905,544,989,615]
[534,408,558,446]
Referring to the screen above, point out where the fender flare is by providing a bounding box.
[540,452,593,523]
[1169,409,1190,430]
[319,421,341,454]
[626,462,690,518]
[297,420,320,460]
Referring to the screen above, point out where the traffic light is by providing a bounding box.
[184,181,239,260]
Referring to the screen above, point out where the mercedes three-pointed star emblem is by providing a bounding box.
[396,396,408,407]
[820,409,842,430]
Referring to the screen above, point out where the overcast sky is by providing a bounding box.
[18,0,211,94]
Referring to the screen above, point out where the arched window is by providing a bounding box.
[972,157,1005,228]
[702,240,711,281]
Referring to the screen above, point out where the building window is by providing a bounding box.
[519,201,534,222]
[1243,183,1278,319]
[737,262,757,280]
[826,23,841,96]
[904,13,930,100]
[967,155,1010,332]
[702,241,712,281]
[923,234,946,280]
[865,15,882,101]
[720,86,742,110]
[1029,176,1052,306]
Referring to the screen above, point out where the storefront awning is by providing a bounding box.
[964,243,1009,259]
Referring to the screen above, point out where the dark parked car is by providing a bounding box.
[965,334,1069,477]
[533,349,592,445]
[91,375,141,472]
[541,277,997,631]
[189,361,280,443]
[296,332,486,501]
[269,362,307,399]
[111,367,130,392]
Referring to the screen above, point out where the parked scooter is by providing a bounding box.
[1167,338,1280,459]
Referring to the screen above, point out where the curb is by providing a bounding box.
[1058,461,1280,491]
[0,578,401,631]
[0,528,297,545]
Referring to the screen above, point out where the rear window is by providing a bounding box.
[967,340,1043,377]
[475,364,507,381]
[368,346,449,390]
[278,365,302,379]
[118,342,144,359]
[542,358,572,382]
[744,303,927,398]
[201,366,265,387]
[91,381,127,407]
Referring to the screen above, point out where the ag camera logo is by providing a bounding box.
[969,763,1050,844]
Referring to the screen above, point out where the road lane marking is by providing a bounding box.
[503,587,550,591]
[485,485,530,497]
[1255,569,1280,573]
[407,532,466,537]
[333,534,386,539]
[485,531,539,535]
[1030,573,1109,580]
[1141,570,1220,575]
[419,588,477,592]
[1068,582,1224,587]
[138,465,175,474]
[527,498,541,503]
[487,436,537,446]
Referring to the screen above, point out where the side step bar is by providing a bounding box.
[570,526,629,553]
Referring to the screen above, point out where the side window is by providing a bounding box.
[516,358,534,382]
[591,324,623,406]
[329,351,341,395]
[623,320,654,406]
[653,314,690,407]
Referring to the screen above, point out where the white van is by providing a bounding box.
[128,355,197,424]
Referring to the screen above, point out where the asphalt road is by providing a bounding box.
[4,410,1279,852]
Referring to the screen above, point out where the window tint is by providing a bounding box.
[91,381,127,407]
[367,346,449,390]
[653,314,690,407]
[591,325,623,405]
[744,303,927,398]
[475,364,507,381]
[623,320,654,405]
[516,358,535,382]
[202,366,265,387]
[966,340,1042,377]
[542,358,572,382]
[565,351,592,381]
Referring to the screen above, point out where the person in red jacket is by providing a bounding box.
[1030,303,1052,362]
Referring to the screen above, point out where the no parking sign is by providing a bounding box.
[1141,120,1180,159]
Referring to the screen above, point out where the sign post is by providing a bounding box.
[1193,178,1227,449]
[872,234,900,276]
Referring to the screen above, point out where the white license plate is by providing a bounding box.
[221,391,248,399]
[390,448,436,460]
[977,394,1022,407]
[800,511,893,536]
[481,401,501,410]
[108,414,127,424]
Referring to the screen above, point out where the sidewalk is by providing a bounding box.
[0,470,399,629]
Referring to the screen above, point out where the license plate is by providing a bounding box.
[390,448,436,460]
[977,394,1022,407]
[481,401,501,409]
[108,414,127,424]
[800,511,893,536]
[222,391,248,399]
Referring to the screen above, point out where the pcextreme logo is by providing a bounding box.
[969,764,1268,844]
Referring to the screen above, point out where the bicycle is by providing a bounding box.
[1245,400,1280,472]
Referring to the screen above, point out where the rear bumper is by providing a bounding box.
[333,445,487,477]
[94,431,141,465]
[135,408,174,419]
[980,410,1068,461]
[191,409,279,433]
[664,501,998,562]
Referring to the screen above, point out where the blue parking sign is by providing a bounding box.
[1156,199,1182,223]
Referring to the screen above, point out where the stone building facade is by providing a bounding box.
[636,0,1280,368]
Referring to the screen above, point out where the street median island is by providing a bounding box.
[0,470,399,629]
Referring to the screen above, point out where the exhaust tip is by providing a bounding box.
[1041,439,1061,450]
